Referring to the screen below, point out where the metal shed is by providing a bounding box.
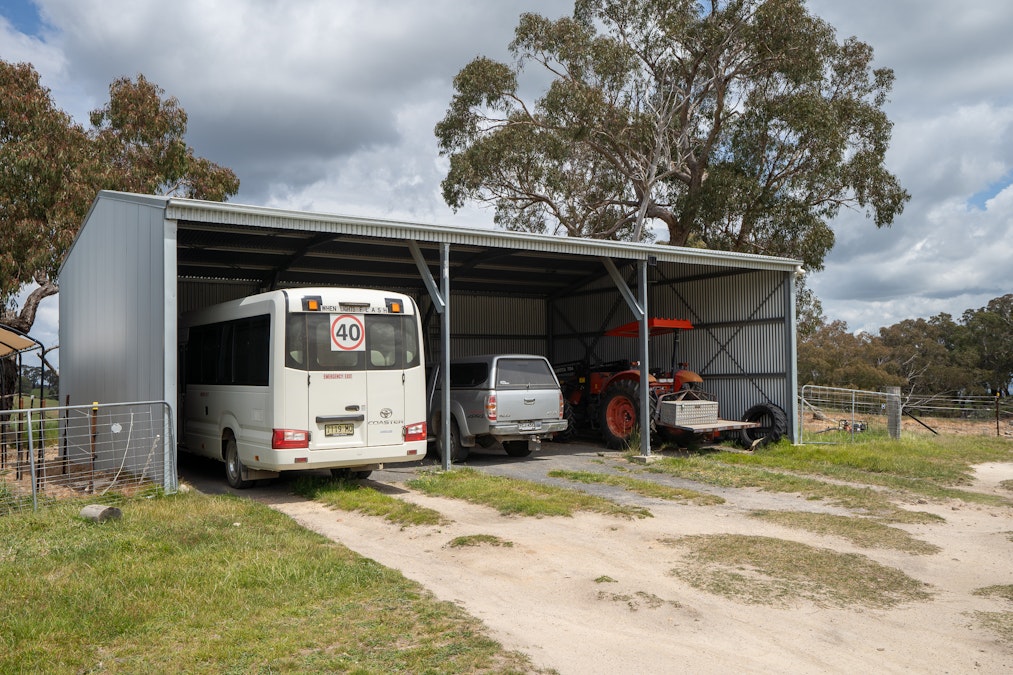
[59,190,802,462]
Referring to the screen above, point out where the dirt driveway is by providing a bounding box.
[180,443,1013,674]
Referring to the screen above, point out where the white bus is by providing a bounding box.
[179,287,427,488]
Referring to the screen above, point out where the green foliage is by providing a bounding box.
[799,293,1013,396]
[0,62,239,318]
[435,0,908,272]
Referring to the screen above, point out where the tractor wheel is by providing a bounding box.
[739,403,788,449]
[599,380,652,450]
[554,401,577,443]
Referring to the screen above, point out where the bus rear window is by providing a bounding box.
[286,313,420,372]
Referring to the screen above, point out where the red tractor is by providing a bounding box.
[556,318,786,449]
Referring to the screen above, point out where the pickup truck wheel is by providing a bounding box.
[600,380,643,450]
[502,441,532,457]
[554,401,577,443]
[224,437,252,489]
[739,403,788,448]
[435,419,468,463]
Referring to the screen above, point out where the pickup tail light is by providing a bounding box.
[273,428,310,449]
[485,393,498,421]
[558,392,564,419]
[404,421,427,442]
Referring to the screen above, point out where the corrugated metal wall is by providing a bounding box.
[417,293,550,359]
[59,196,172,471]
[548,266,794,423]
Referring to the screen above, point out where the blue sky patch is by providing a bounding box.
[968,172,1013,210]
[0,0,43,37]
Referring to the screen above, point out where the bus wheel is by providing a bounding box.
[224,437,252,489]
[331,468,372,480]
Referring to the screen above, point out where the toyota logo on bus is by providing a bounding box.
[380,408,393,419]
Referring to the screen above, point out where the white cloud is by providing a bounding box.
[3,0,1013,349]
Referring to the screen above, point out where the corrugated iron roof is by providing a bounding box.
[96,190,801,298]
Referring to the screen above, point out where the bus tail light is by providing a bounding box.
[404,421,427,442]
[273,429,310,449]
[485,393,497,421]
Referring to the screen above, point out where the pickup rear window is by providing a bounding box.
[495,358,557,390]
[449,363,489,388]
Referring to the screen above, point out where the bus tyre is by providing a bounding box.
[502,441,532,457]
[331,468,372,480]
[224,437,253,489]
[739,404,788,449]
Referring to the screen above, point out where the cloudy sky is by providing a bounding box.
[3,0,1012,358]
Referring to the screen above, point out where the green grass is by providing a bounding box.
[407,468,652,519]
[292,475,449,527]
[0,492,536,674]
[640,434,1013,521]
[644,456,941,524]
[710,436,1013,505]
[973,585,1013,602]
[749,510,941,554]
[665,534,933,608]
[547,469,724,505]
[447,534,514,548]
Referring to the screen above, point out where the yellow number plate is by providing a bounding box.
[324,423,354,437]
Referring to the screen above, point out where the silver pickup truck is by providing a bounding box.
[428,354,567,461]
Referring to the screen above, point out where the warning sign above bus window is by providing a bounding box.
[330,314,365,351]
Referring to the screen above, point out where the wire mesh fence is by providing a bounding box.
[799,386,1013,444]
[798,386,899,444]
[902,394,1013,439]
[1,400,177,514]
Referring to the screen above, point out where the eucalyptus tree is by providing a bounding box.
[1,62,238,400]
[436,0,909,271]
[0,62,239,337]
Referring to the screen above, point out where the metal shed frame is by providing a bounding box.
[59,190,802,464]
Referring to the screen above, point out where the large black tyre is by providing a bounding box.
[502,441,532,457]
[553,401,577,443]
[599,380,654,450]
[739,403,789,449]
[224,437,253,489]
[434,418,469,463]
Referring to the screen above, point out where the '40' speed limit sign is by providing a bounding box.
[330,314,365,351]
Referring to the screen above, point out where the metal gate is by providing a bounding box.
[1,400,176,513]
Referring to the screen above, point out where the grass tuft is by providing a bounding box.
[292,475,449,527]
[665,533,933,609]
[447,534,513,548]
[749,510,941,554]
[548,469,724,505]
[407,468,652,519]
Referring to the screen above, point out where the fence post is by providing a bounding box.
[27,409,38,511]
[886,386,901,440]
[89,402,98,493]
